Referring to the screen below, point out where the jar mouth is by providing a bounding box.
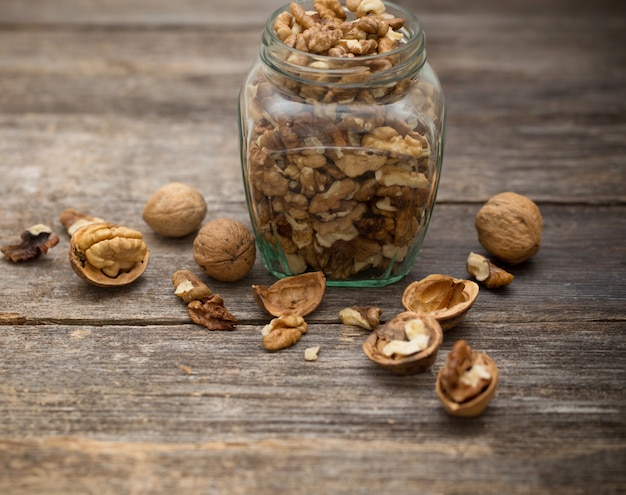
[260,0,426,86]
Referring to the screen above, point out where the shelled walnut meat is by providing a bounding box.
[172,269,238,331]
[242,0,444,281]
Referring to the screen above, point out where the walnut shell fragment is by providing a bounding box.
[466,252,514,289]
[252,271,326,317]
[436,340,499,417]
[1,224,59,262]
[362,311,443,375]
[339,306,382,330]
[69,222,150,287]
[402,274,479,331]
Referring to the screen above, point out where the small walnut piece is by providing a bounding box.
[1,224,60,262]
[475,192,543,265]
[436,340,499,417]
[262,314,308,351]
[466,252,514,289]
[402,274,479,331]
[171,269,212,303]
[60,208,105,236]
[304,345,321,361]
[171,269,237,330]
[143,182,207,237]
[69,222,150,287]
[339,306,382,330]
[252,271,326,317]
[193,218,256,282]
[187,294,238,331]
[362,311,443,375]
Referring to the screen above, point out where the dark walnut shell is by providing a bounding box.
[252,271,326,317]
[362,311,443,375]
[402,274,479,331]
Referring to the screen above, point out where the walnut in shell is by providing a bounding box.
[143,182,207,237]
[402,274,479,331]
[193,218,256,282]
[475,191,543,265]
[435,339,499,417]
[362,311,443,375]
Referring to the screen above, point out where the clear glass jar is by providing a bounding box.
[239,1,445,287]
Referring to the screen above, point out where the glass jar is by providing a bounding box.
[239,0,445,287]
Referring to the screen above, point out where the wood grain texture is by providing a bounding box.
[1,0,625,493]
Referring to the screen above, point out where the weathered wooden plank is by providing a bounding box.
[1,204,625,324]
[0,321,624,493]
[1,10,624,203]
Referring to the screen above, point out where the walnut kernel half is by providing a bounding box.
[69,222,150,287]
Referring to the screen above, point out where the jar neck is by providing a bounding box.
[260,1,426,88]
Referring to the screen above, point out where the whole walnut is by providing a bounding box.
[193,218,256,282]
[475,192,543,265]
[143,182,207,237]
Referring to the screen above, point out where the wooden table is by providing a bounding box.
[1,0,625,493]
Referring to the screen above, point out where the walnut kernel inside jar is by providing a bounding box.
[239,0,445,286]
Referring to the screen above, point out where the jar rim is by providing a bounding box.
[260,0,426,86]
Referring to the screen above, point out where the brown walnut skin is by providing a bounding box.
[143,182,207,238]
[475,192,543,265]
[362,311,443,375]
[193,218,256,282]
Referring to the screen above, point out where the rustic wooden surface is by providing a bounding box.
[1,0,625,494]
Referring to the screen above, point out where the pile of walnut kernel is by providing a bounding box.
[245,0,442,281]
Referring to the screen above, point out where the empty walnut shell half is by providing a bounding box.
[69,222,150,287]
[362,311,443,375]
[435,342,499,418]
[401,274,479,331]
[252,271,326,317]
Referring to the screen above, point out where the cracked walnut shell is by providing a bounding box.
[475,191,543,265]
[193,218,256,282]
[252,271,326,317]
[436,340,499,417]
[69,222,150,287]
[402,274,479,331]
[362,311,443,375]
